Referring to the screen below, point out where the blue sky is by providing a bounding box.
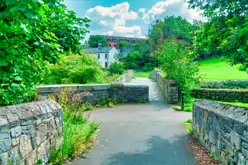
[64,0,204,39]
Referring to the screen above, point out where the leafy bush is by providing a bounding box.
[155,39,199,102]
[0,0,89,105]
[42,55,105,85]
[142,63,155,72]
[124,45,157,69]
[125,62,140,69]
[108,62,125,75]
[49,89,99,164]
[200,80,248,89]
[142,67,153,72]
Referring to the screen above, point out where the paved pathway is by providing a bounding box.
[69,78,195,165]
[130,78,164,101]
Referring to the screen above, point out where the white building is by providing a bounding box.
[84,44,119,68]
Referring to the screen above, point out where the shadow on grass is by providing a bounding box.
[106,136,196,165]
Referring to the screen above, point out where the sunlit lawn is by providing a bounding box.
[199,58,248,81]
[134,71,152,78]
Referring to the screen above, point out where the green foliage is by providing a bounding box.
[124,41,157,69]
[125,50,150,69]
[49,89,99,164]
[189,0,248,71]
[183,121,193,135]
[142,63,155,72]
[0,0,90,105]
[42,55,105,84]
[88,35,107,48]
[200,80,248,89]
[155,39,199,102]
[173,107,182,111]
[108,62,125,75]
[148,16,199,51]
[119,41,133,48]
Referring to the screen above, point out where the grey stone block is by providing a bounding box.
[0,117,8,127]
[0,152,8,165]
[231,131,241,150]
[19,135,33,158]
[0,139,11,154]
[10,126,22,138]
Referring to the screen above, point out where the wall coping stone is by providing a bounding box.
[0,100,61,124]
[195,100,248,124]
[36,84,110,93]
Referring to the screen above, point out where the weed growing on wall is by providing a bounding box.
[49,88,99,164]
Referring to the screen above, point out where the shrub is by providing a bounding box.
[108,62,125,75]
[200,80,248,89]
[42,55,105,85]
[142,63,155,72]
[142,67,153,72]
[125,62,140,69]
[144,63,155,68]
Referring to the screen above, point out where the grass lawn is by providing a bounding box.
[199,58,248,81]
[220,101,248,109]
[134,71,152,78]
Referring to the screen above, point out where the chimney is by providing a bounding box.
[98,43,102,49]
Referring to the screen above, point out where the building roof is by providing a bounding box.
[84,47,113,54]
[92,35,147,40]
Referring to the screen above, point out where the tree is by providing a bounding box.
[0,0,90,105]
[88,35,108,48]
[119,41,133,48]
[154,39,199,102]
[148,16,199,51]
[189,0,248,71]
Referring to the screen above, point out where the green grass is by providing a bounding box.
[220,101,248,109]
[199,58,248,81]
[183,120,193,135]
[134,71,152,78]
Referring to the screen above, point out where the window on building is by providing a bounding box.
[105,54,108,59]
[98,54,100,59]
[105,62,108,68]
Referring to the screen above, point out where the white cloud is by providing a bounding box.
[85,2,145,38]
[84,1,205,38]
[102,31,113,36]
[143,0,205,24]
[139,8,146,14]
[100,20,108,26]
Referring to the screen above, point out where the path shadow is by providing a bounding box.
[105,136,195,165]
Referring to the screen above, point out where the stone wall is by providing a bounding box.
[111,84,149,103]
[0,100,63,165]
[150,70,179,104]
[36,83,148,104]
[193,100,248,164]
[113,70,135,84]
[192,88,248,103]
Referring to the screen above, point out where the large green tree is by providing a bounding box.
[189,0,248,71]
[88,35,108,48]
[148,16,199,51]
[0,0,90,105]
